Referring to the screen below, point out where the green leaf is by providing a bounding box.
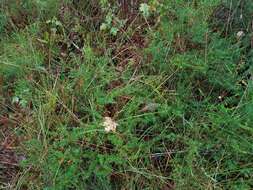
[110,27,119,36]
[100,23,107,31]
[139,3,150,18]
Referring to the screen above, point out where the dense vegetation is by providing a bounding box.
[1,0,253,189]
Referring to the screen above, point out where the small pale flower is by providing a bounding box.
[237,31,245,38]
[103,117,118,133]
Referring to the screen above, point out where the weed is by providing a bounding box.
[1,0,253,189]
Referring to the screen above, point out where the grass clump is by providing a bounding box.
[0,0,253,190]
[0,29,44,79]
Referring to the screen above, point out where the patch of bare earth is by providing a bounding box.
[0,116,20,187]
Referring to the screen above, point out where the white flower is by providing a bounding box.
[103,117,118,133]
[237,31,245,38]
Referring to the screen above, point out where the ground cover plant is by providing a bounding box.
[0,0,253,189]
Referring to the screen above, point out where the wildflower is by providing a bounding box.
[103,117,118,133]
[237,31,245,38]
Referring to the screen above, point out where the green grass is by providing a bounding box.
[0,0,253,189]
